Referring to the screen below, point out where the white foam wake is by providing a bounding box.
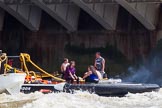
[0,89,162,108]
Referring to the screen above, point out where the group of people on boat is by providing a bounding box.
[61,52,107,83]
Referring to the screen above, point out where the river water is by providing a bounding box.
[0,89,162,108]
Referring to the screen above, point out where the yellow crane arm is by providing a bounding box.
[20,53,30,76]
[20,53,29,72]
[20,53,65,82]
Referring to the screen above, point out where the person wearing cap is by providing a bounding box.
[94,52,105,78]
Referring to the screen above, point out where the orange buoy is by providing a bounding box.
[40,89,52,93]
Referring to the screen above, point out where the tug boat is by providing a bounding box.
[0,52,160,96]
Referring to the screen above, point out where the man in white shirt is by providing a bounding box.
[61,58,70,78]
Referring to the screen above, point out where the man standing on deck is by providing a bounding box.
[61,58,69,79]
[94,52,105,78]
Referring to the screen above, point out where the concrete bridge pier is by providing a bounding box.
[33,0,80,32]
[116,0,160,30]
[0,0,42,31]
[71,0,119,30]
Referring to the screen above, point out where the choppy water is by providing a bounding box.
[0,89,162,108]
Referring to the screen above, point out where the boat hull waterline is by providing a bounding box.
[20,81,160,96]
[64,83,160,96]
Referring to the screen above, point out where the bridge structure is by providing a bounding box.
[0,0,161,31]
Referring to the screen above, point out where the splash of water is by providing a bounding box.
[0,89,162,108]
